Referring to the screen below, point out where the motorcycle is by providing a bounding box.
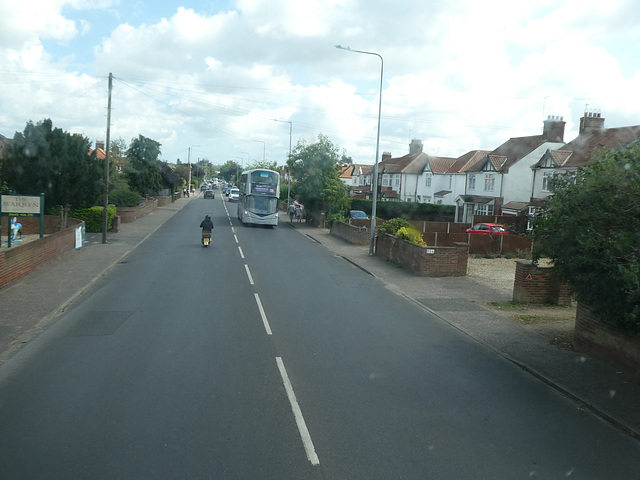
[202,232,211,247]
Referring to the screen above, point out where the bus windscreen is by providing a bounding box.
[250,171,279,195]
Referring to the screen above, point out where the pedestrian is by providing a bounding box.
[295,204,303,222]
[287,203,295,222]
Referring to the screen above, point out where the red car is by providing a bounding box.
[466,223,509,235]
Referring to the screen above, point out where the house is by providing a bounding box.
[0,133,12,160]
[417,150,486,206]
[339,164,372,197]
[455,116,566,223]
[527,112,640,225]
[89,140,126,172]
[376,139,429,201]
[531,112,640,200]
[348,164,373,198]
[88,140,107,160]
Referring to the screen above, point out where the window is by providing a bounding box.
[394,175,400,187]
[527,206,537,231]
[542,172,553,192]
[468,174,476,190]
[449,175,453,189]
[484,173,495,192]
[474,203,494,216]
[382,174,390,187]
[425,174,432,187]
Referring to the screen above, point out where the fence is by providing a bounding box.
[410,220,532,256]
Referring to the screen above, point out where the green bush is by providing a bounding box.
[110,188,141,207]
[72,206,117,233]
[378,217,410,235]
[532,144,640,334]
[326,212,347,227]
[395,226,427,246]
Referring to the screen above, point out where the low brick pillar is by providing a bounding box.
[575,303,640,372]
[512,261,572,305]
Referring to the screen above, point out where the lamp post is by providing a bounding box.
[240,151,250,169]
[188,145,200,194]
[273,119,293,205]
[253,140,266,162]
[336,45,383,256]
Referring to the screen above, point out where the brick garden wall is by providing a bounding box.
[0,217,84,290]
[1,215,68,235]
[330,222,371,246]
[575,303,640,372]
[117,197,158,223]
[376,233,468,277]
[512,261,573,305]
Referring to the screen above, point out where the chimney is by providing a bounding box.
[409,138,423,156]
[579,111,605,134]
[96,140,105,151]
[542,115,565,142]
[381,152,392,162]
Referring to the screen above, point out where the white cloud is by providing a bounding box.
[1,0,639,165]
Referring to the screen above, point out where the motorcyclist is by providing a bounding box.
[200,214,214,243]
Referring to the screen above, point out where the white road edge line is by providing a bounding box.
[275,357,320,466]
[234,234,239,244]
[238,246,245,259]
[244,264,254,285]
[254,294,272,335]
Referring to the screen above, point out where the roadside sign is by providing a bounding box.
[0,194,45,247]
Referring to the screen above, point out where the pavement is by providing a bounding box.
[1,196,639,442]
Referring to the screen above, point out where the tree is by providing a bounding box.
[531,143,640,333]
[219,160,241,182]
[247,160,279,172]
[125,135,162,196]
[160,163,181,190]
[286,134,349,213]
[3,119,103,211]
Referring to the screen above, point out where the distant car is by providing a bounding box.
[349,210,369,220]
[228,188,239,202]
[466,223,509,235]
[204,189,215,199]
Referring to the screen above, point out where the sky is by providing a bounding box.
[1,0,639,167]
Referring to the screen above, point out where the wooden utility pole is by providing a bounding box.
[102,73,112,244]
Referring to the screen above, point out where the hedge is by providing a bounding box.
[72,205,117,233]
[350,199,455,220]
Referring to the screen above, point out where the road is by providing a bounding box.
[0,193,638,479]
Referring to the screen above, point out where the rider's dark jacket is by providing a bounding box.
[200,217,214,233]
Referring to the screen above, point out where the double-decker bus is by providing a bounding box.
[237,169,280,226]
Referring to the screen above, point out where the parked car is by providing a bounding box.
[349,210,369,220]
[204,189,215,199]
[228,187,239,202]
[466,223,509,235]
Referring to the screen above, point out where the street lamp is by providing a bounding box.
[273,119,293,205]
[253,140,266,162]
[240,151,250,169]
[336,45,383,256]
[188,145,200,194]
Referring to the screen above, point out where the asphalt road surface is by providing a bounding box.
[0,194,638,479]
